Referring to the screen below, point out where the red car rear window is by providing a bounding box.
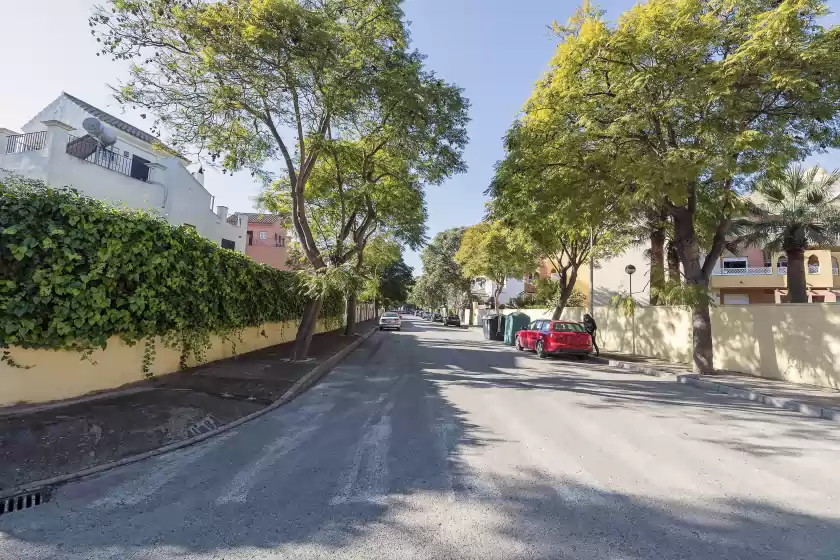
[553,322,586,333]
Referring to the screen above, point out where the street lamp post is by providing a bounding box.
[625,264,637,355]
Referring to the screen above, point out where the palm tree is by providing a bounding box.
[731,165,840,303]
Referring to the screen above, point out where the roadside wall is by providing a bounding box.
[0,302,375,407]
[502,304,840,389]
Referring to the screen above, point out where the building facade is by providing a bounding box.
[709,247,840,304]
[0,93,247,251]
[228,213,290,270]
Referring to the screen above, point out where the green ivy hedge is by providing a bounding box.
[0,177,342,368]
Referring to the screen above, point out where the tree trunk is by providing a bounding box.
[650,228,666,306]
[343,293,357,336]
[551,267,578,320]
[493,285,503,336]
[786,248,807,303]
[291,297,323,361]
[667,241,680,283]
[672,209,714,373]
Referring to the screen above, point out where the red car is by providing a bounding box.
[515,319,593,359]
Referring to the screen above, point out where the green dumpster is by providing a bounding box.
[504,312,531,345]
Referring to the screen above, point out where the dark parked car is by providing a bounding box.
[444,314,461,327]
[433,313,443,322]
[515,320,592,359]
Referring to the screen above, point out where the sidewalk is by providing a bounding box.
[0,319,378,492]
[594,351,692,377]
[591,352,840,423]
[679,372,840,422]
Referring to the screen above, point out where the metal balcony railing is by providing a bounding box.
[834,267,839,276]
[809,264,821,274]
[712,266,773,276]
[778,267,787,275]
[66,135,148,181]
[5,131,46,154]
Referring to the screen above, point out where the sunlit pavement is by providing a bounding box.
[2,316,840,559]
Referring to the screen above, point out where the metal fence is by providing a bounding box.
[66,135,142,179]
[5,131,46,154]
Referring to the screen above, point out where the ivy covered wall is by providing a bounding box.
[0,177,343,369]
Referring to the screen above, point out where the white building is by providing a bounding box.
[0,93,247,250]
[471,276,526,307]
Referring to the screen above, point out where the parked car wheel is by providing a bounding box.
[536,340,547,359]
[515,336,523,351]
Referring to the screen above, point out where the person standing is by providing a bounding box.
[582,313,599,356]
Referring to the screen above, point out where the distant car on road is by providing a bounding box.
[515,320,592,359]
[433,313,443,322]
[379,311,402,331]
[444,314,461,327]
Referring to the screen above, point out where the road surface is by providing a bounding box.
[2,316,840,559]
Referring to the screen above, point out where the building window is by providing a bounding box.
[259,231,268,240]
[221,239,236,250]
[808,254,820,274]
[722,257,748,270]
[812,295,826,303]
[277,236,285,247]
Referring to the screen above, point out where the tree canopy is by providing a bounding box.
[490,0,840,371]
[93,0,469,357]
[454,220,539,310]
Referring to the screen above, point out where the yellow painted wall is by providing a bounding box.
[504,304,840,389]
[712,304,840,390]
[1,302,375,407]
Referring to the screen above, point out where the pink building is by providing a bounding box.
[228,213,290,270]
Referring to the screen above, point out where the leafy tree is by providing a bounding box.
[357,236,401,319]
[490,149,632,319]
[92,0,468,358]
[377,257,414,309]
[499,0,840,372]
[420,227,471,312]
[454,221,539,314]
[731,165,840,303]
[408,274,444,311]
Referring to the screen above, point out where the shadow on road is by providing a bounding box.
[2,319,839,559]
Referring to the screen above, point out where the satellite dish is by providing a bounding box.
[82,117,117,148]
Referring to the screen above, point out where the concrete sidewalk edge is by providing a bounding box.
[678,374,840,424]
[0,327,379,501]
[589,357,675,378]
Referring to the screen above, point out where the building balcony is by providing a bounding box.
[5,131,46,154]
[711,250,839,290]
[66,135,149,182]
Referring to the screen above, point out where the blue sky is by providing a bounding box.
[1,0,838,273]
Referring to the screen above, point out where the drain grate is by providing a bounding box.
[186,414,219,437]
[0,489,50,516]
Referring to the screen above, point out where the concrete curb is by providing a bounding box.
[590,357,676,378]
[678,374,840,424]
[0,327,379,501]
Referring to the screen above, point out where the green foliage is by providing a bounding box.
[492,0,840,371]
[609,293,636,320]
[650,280,716,310]
[455,220,539,308]
[378,257,414,308]
[732,166,840,254]
[417,227,472,310]
[0,178,342,367]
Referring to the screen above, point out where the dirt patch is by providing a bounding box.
[0,319,378,491]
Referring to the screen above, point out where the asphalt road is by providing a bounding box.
[3,316,840,559]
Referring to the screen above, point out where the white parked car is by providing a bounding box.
[379,311,402,331]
